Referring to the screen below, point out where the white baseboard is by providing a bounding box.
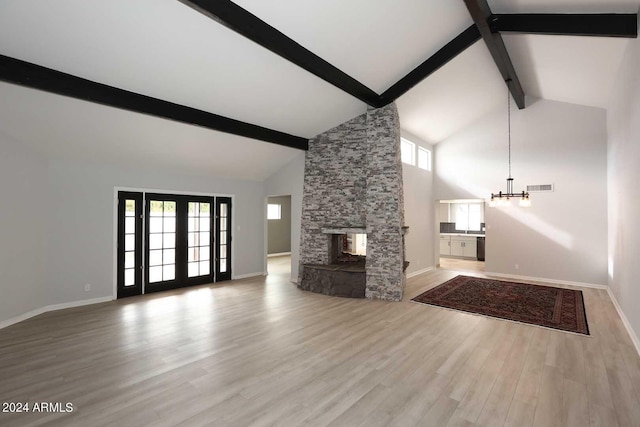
[407,266,435,279]
[484,271,607,290]
[0,296,113,330]
[267,252,291,258]
[0,307,47,330]
[46,296,113,312]
[232,272,266,280]
[606,288,640,357]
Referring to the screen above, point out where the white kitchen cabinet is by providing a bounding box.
[450,239,464,256]
[463,239,477,258]
[441,235,479,259]
[451,236,477,259]
[439,235,451,256]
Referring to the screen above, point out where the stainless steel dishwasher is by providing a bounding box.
[477,236,485,261]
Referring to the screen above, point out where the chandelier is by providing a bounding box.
[489,80,530,208]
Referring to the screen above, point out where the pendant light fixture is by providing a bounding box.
[489,80,530,208]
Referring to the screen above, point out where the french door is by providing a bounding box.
[117,191,232,298]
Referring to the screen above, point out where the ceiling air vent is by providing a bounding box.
[527,184,554,193]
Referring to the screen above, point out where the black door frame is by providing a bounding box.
[117,191,143,299]
[216,197,233,282]
[144,193,216,294]
[115,190,233,298]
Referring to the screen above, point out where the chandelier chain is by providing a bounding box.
[508,84,512,179]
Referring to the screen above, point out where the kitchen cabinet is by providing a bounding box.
[439,235,451,256]
[441,234,478,259]
[463,239,477,258]
[450,239,464,257]
[451,236,477,259]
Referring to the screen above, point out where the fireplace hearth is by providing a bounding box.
[300,262,366,298]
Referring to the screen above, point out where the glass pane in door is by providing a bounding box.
[147,200,176,283]
[218,203,229,273]
[124,199,136,286]
[118,191,142,299]
[187,202,212,277]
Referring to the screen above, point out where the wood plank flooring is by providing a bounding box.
[439,258,485,273]
[1,258,639,426]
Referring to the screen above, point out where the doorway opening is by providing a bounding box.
[116,191,232,299]
[266,195,292,277]
[437,199,486,273]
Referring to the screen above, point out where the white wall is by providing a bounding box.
[264,152,305,282]
[401,130,435,275]
[0,132,48,324]
[0,142,276,325]
[45,159,266,306]
[607,32,640,346]
[435,98,608,286]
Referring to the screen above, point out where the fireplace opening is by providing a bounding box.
[344,233,366,256]
[330,233,366,266]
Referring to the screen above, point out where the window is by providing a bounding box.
[468,204,482,231]
[267,203,281,220]
[454,203,482,231]
[454,204,469,231]
[401,138,415,165]
[418,146,432,171]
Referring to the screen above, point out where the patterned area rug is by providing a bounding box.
[412,275,589,335]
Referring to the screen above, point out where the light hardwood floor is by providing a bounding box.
[439,258,485,273]
[1,258,639,426]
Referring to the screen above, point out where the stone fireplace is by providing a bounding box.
[298,103,407,301]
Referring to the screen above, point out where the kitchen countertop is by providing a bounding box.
[440,233,485,237]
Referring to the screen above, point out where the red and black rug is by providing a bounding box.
[412,275,589,335]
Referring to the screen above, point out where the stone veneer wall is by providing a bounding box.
[298,103,405,301]
[364,105,405,301]
[298,113,368,266]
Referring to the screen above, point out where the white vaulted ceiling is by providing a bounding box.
[503,34,629,109]
[0,0,637,176]
[231,0,474,93]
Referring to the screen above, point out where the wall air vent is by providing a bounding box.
[526,184,554,193]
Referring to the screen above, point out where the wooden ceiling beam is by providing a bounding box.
[463,0,526,109]
[493,13,638,38]
[0,55,309,150]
